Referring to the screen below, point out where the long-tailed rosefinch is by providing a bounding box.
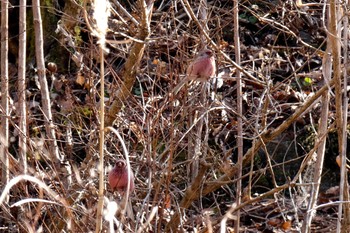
[173,49,216,94]
[108,159,134,193]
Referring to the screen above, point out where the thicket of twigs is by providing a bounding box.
[1,0,350,232]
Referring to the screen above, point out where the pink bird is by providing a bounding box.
[173,48,216,94]
[108,159,134,193]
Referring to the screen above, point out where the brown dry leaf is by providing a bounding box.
[336,155,341,168]
[164,193,171,209]
[219,39,229,49]
[336,155,350,170]
[281,220,292,230]
[152,58,160,65]
[76,72,85,86]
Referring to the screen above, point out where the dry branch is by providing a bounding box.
[106,1,154,126]
[233,0,243,231]
[18,0,27,174]
[32,0,61,163]
[1,0,10,203]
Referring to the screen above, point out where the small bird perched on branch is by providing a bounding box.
[173,48,216,94]
[108,159,134,193]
